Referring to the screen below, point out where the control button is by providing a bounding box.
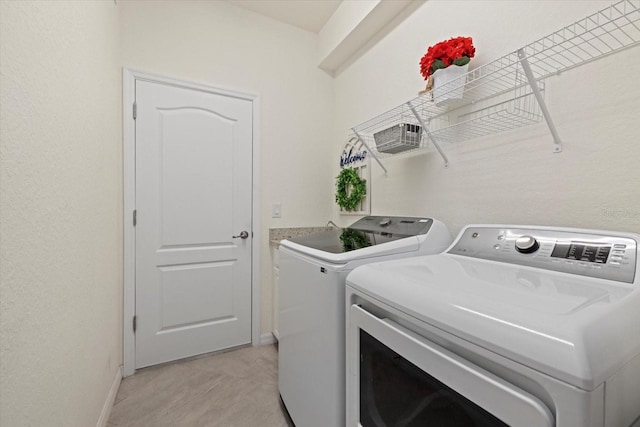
[610,260,621,265]
[493,244,501,250]
[497,234,505,241]
[591,264,602,269]
[515,235,540,254]
[379,218,391,227]
[613,250,625,255]
[610,255,623,262]
[578,262,587,267]
[614,244,627,249]
[565,260,574,265]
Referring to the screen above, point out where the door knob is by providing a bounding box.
[232,231,249,239]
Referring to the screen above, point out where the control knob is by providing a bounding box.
[515,235,539,254]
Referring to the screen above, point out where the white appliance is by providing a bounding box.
[346,225,640,427]
[278,216,451,427]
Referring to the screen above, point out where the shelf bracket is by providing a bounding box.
[518,49,563,153]
[351,128,388,175]
[407,101,449,168]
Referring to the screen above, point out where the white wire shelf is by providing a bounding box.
[352,0,640,170]
[430,89,544,144]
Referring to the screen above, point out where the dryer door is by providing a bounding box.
[347,305,554,427]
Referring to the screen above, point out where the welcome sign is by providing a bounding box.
[340,137,368,167]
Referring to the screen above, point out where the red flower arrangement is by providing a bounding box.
[419,36,476,80]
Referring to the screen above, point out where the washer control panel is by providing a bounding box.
[448,226,638,284]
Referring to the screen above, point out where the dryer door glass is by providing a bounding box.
[360,330,507,426]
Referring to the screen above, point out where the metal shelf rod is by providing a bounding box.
[351,128,388,175]
[407,102,449,168]
[517,49,563,153]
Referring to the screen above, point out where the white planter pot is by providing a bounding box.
[432,63,469,106]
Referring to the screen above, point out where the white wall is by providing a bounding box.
[118,0,335,334]
[0,1,122,426]
[332,1,640,235]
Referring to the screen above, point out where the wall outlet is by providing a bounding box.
[272,203,282,218]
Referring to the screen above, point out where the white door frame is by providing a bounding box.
[122,68,261,376]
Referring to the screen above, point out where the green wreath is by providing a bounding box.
[335,168,366,211]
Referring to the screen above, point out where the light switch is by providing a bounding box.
[272,203,282,218]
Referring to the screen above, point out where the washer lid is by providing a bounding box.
[347,253,640,391]
[280,216,450,264]
[286,228,407,255]
[286,216,434,254]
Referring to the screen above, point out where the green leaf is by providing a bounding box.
[452,56,470,66]
[430,59,447,74]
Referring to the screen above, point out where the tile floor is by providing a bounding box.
[108,344,293,427]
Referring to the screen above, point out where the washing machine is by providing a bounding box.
[346,224,640,427]
[278,216,451,427]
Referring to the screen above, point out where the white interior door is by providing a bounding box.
[135,79,253,369]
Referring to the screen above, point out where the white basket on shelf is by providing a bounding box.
[373,123,422,154]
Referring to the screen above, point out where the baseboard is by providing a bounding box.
[259,332,276,345]
[96,365,122,427]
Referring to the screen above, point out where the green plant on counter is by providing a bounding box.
[340,229,372,252]
[335,168,366,211]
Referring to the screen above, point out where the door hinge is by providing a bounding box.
[133,315,137,332]
[133,101,137,120]
[133,210,137,226]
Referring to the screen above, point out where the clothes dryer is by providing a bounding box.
[346,225,640,427]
